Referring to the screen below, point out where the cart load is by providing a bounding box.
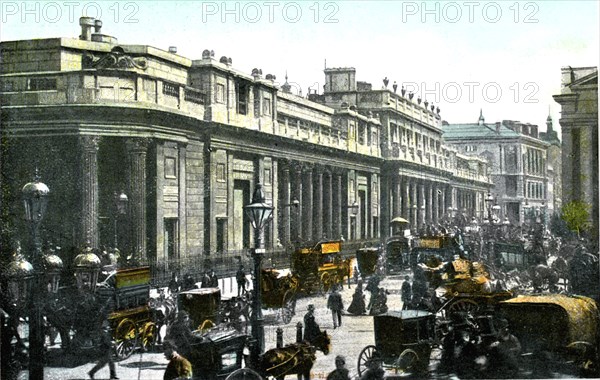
[498,294,599,376]
[179,288,221,330]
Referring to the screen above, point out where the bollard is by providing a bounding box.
[276,327,283,348]
[296,322,303,342]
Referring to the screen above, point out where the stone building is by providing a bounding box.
[539,112,562,217]
[0,18,490,273]
[553,66,598,244]
[442,111,552,225]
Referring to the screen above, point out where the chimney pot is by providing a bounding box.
[79,16,95,41]
[169,46,177,54]
[94,19,102,33]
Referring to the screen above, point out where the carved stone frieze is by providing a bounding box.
[83,51,148,70]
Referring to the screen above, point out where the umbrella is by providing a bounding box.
[390,217,409,224]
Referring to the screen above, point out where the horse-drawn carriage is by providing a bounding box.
[179,288,222,330]
[260,268,299,324]
[291,240,352,293]
[498,294,600,377]
[96,266,158,360]
[357,310,437,376]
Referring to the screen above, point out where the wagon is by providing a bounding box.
[498,294,600,377]
[260,268,298,324]
[179,288,222,330]
[385,236,411,275]
[186,327,249,380]
[292,240,352,293]
[96,266,158,360]
[356,247,379,277]
[357,310,436,376]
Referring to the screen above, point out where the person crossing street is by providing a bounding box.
[327,285,344,329]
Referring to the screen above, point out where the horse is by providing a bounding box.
[257,329,331,379]
[149,289,178,345]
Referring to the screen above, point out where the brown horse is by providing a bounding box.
[258,330,331,379]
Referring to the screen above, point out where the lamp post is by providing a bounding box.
[244,183,274,360]
[485,192,494,223]
[113,191,128,250]
[22,173,50,379]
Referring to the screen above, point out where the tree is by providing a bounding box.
[560,200,592,237]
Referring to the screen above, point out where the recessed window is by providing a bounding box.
[28,77,56,91]
[264,168,271,184]
[263,97,271,115]
[236,81,248,115]
[216,83,225,103]
[217,163,226,182]
[165,157,177,178]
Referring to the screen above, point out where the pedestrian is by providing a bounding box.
[369,288,388,316]
[201,271,211,288]
[353,265,360,284]
[168,272,180,294]
[347,280,366,315]
[182,273,196,291]
[303,304,321,343]
[165,311,194,358]
[487,318,522,378]
[327,285,344,329]
[236,265,247,296]
[163,340,193,380]
[88,321,118,379]
[327,355,351,380]
[401,275,412,310]
[208,268,219,288]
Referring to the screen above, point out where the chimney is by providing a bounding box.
[79,17,95,41]
[169,46,177,54]
[495,122,501,134]
[94,19,102,33]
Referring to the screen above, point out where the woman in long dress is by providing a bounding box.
[347,281,366,315]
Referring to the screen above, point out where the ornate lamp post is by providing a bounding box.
[73,244,102,292]
[485,192,494,223]
[22,173,50,379]
[244,183,274,360]
[113,191,128,250]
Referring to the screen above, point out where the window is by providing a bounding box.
[165,157,177,179]
[236,81,248,115]
[264,168,271,184]
[390,123,398,143]
[28,77,56,91]
[263,96,271,115]
[164,218,178,260]
[465,145,477,152]
[216,163,226,182]
[216,83,225,103]
[358,122,365,144]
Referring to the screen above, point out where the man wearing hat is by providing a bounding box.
[359,350,384,380]
[163,340,193,380]
[88,321,118,379]
[303,304,321,342]
[488,318,521,377]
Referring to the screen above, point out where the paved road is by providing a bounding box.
[16,273,408,380]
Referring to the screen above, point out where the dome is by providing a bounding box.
[73,252,102,268]
[6,253,34,279]
[43,252,64,272]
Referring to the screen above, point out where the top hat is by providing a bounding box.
[307,304,315,311]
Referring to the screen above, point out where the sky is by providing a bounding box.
[2,1,599,133]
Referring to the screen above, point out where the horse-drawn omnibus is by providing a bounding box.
[96,266,158,360]
[291,240,352,293]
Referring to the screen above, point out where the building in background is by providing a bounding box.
[539,112,562,219]
[0,18,490,276]
[553,66,599,246]
[442,111,553,226]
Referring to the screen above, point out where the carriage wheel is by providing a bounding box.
[281,290,296,324]
[141,322,157,351]
[447,299,479,314]
[320,272,332,293]
[225,368,264,380]
[357,345,379,377]
[114,318,138,360]
[392,349,419,374]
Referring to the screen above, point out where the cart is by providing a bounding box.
[179,288,221,330]
[292,240,352,293]
[186,327,249,380]
[260,268,298,324]
[498,294,600,377]
[384,236,411,275]
[356,247,379,277]
[357,310,436,376]
[96,266,158,360]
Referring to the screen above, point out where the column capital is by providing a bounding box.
[79,135,101,151]
[126,137,150,153]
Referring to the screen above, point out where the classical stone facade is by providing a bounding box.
[553,66,598,244]
[0,19,490,269]
[443,111,553,225]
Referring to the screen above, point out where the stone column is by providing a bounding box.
[392,175,401,218]
[333,171,342,239]
[427,182,433,225]
[433,183,439,224]
[402,177,410,219]
[324,170,333,239]
[314,166,324,240]
[281,164,291,244]
[293,163,303,242]
[79,135,100,248]
[411,180,418,230]
[303,166,313,242]
[127,138,149,260]
[580,126,595,202]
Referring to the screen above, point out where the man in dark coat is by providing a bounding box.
[208,269,219,288]
[327,355,351,380]
[303,304,321,342]
[401,275,412,310]
[327,285,344,329]
[236,265,247,296]
[88,321,118,379]
[163,340,193,380]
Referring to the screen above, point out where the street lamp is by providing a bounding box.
[113,191,128,250]
[73,244,102,292]
[22,172,50,380]
[244,183,274,360]
[485,192,494,222]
